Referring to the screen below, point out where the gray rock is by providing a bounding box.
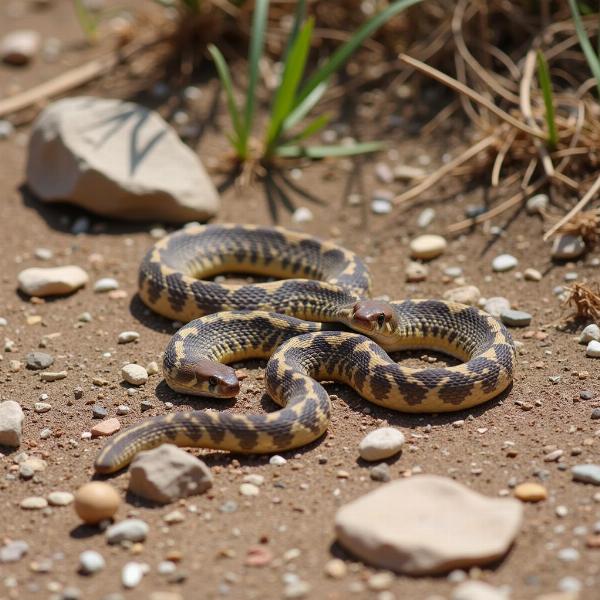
[105,519,149,544]
[500,309,532,327]
[443,286,481,306]
[370,463,391,482]
[580,324,600,343]
[483,297,511,317]
[525,193,548,215]
[94,278,119,293]
[572,464,600,485]
[492,254,518,272]
[0,540,29,563]
[586,340,600,357]
[128,444,213,504]
[0,400,24,446]
[27,97,220,223]
[26,351,54,370]
[335,475,522,575]
[552,234,586,260]
[79,550,105,574]
[18,266,88,297]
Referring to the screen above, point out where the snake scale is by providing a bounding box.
[95,224,515,473]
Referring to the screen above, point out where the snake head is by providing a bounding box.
[349,300,398,340]
[167,359,240,398]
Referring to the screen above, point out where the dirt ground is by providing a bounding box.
[1,2,600,600]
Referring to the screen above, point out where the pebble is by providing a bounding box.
[523,268,542,281]
[47,491,74,506]
[34,402,52,413]
[443,285,481,306]
[452,581,507,600]
[483,297,511,317]
[0,540,29,563]
[74,482,121,524]
[0,120,15,140]
[18,266,89,297]
[580,324,600,343]
[40,370,67,382]
[128,444,213,503]
[492,254,518,272]
[370,463,391,482]
[116,405,130,415]
[591,408,600,419]
[79,550,105,575]
[26,351,54,370]
[291,207,313,224]
[417,207,435,228]
[270,455,287,466]
[1,29,40,65]
[552,234,586,260]
[526,193,548,214]
[368,572,394,590]
[0,400,24,446]
[500,309,532,327]
[371,197,393,215]
[572,464,600,485]
[375,162,394,183]
[92,405,107,419]
[557,548,579,562]
[405,261,428,282]
[91,418,121,437]
[514,482,547,502]
[240,483,260,496]
[324,558,347,579]
[283,581,311,598]
[122,364,148,385]
[121,561,147,588]
[94,278,119,292]
[409,235,447,260]
[106,519,149,544]
[359,427,405,461]
[118,331,140,344]
[394,164,425,180]
[20,496,48,510]
[146,361,159,375]
[586,340,600,357]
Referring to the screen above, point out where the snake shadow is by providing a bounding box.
[129,293,177,334]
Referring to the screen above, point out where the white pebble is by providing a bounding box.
[417,208,435,228]
[371,198,392,215]
[586,340,600,358]
[121,561,147,588]
[409,235,447,260]
[79,550,105,574]
[270,455,287,466]
[94,278,119,293]
[118,331,140,344]
[291,207,313,224]
[239,483,260,497]
[359,427,405,461]
[121,364,148,386]
[580,324,600,344]
[18,266,89,297]
[47,491,74,506]
[526,193,548,214]
[492,254,518,272]
[34,248,53,261]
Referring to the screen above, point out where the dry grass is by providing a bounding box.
[563,283,600,322]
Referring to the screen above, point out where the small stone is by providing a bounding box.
[121,363,148,385]
[91,418,121,437]
[106,519,149,544]
[26,351,54,370]
[500,309,532,327]
[243,474,265,486]
[146,361,160,375]
[127,444,213,503]
[375,162,394,183]
[240,483,260,496]
[0,400,24,446]
[163,510,185,524]
[291,207,313,224]
[586,340,600,357]
[368,572,394,591]
[526,193,548,214]
[0,120,15,140]
[359,427,405,461]
[580,324,600,343]
[443,285,481,306]
[557,548,579,562]
[92,405,107,419]
[1,30,40,65]
[371,196,392,215]
[283,580,311,598]
[514,482,547,502]
[483,297,511,318]
[94,278,119,292]
[140,400,153,412]
[245,545,273,567]
[121,561,146,588]
[18,266,88,297]
[405,261,428,282]
[370,463,391,482]
[270,455,287,466]
[591,408,600,419]
[417,208,435,228]
[324,558,347,579]
[79,550,105,575]
[394,164,425,180]
[572,464,600,485]
[40,370,67,382]
[47,491,74,506]
[116,405,130,415]
[74,482,121,524]
[34,402,52,413]
[524,268,542,281]
[0,540,29,563]
[118,331,139,344]
[552,234,586,260]
[492,254,518,272]
[409,235,447,260]
[20,496,48,510]
[452,581,507,600]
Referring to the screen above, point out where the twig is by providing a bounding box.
[398,53,546,139]
[543,174,600,240]
[491,127,517,186]
[393,135,496,205]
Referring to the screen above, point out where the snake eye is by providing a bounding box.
[208,376,218,387]
[377,313,386,327]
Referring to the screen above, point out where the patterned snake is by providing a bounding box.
[94,224,515,473]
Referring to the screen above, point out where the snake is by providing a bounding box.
[94,224,515,473]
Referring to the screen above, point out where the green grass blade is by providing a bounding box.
[568,0,600,96]
[536,50,558,150]
[243,0,269,147]
[74,0,99,42]
[284,113,331,144]
[275,141,384,158]
[265,17,315,152]
[283,0,306,62]
[208,44,244,155]
[283,81,328,131]
[294,0,423,108]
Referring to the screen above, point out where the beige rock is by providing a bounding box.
[452,581,509,600]
[405,261,428,283]
[335,475,522,575]
[18,266,88,297]
[514,482,547,502]
[27,97,220,223]
[443,286,481,306]
[91,418,121,437]
[128,444,213,504]
[359,427,405,461]
[1,30,40,65]
[0,400,24,447]
[121,364,148,386]
[409,235,447,260]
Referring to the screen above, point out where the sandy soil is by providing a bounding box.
[1,2,600,600]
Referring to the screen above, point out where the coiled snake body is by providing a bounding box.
[95,224,515,473]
